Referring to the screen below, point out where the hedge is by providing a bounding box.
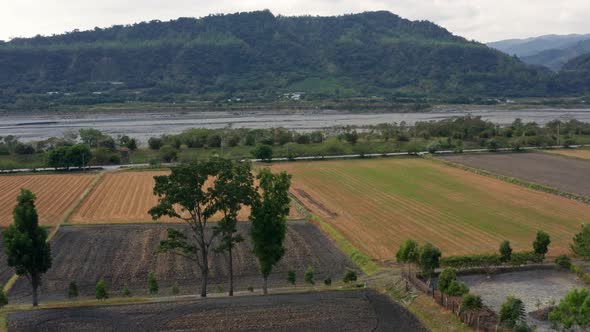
[440,251,543,270]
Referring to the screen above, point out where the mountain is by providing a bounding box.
[521,39,590,71]
[488,34,590,57]
[0,11,559,109]
[555,52,590,94]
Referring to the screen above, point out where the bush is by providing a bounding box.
[95,278,108,299]
[446,280,470,296]
[172,282,180,295]
[571,224,590,261]
[68,281,78,298]
[324,277,332,286]
[509,251,543,265]
[304,266,315,285]
[499,296,527,329]
[122,284,131,297]
[159,145,178,163]
[555,255,572,269]
[460,294,483,313]
[487,138,499,152]
[148,272,158,295]
[247,286,254,292]
[533,230,551,258]
[499,240,512,263]
[0,286,7,308]
[343,269,358,283]
[287,270,296,285]
[549,288,590,330]
[438,268,457,293]
[14,143,35,155]
[427,141,441,154]
[148,137,163,150]
[418,243,442,278]
[440,254,501,269]
[251,144,273,161]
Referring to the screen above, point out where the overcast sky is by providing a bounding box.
[1,0,589,43]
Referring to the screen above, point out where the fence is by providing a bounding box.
[403,271,499,332]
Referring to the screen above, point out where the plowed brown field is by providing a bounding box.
[271,158,590,261]
[0,173,97,227]
[70,171,301,224]
[545,149,590,160]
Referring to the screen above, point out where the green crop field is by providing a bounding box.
[272,158,590,260]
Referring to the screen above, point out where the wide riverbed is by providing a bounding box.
[2,108,590,142]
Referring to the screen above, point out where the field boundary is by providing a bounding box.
[430,155,590,205]
[289,195,380,275]
[64,171,107,224]
[538,149,590,162]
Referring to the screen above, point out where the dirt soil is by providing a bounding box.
[8,290,426,332]
[439,152,590,197]
[8,222,356,303]
[0,173,97,226]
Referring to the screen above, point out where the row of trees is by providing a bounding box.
[149,158,291,297]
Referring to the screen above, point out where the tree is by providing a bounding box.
[396,239,420,276]
[2,189,52,306]
[47,146,70,170]
[438,268,457,293]
[250,168,291,295]
[499,296,527,329]
[95,278,108,299]
[67,144,92,168]
[211,159,255,296]
[533,230,551,258]
[287,271,296,285]
[68,281,78,298]
[461,294,483,325]
[343,269,358,283]
[549,288,590,330]
[251,144,273,162]
[148,272,158,295]
[571,224,590,260]
[418,243,441,280]
[148,137,163,150]
[79,129,104,148]
[304,266,315,285]
[499,240,512,263]
[159,145,177,162]
[127,138,138,151]
[149,160,225,298]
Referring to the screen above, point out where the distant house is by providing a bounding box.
[283,92,305,101]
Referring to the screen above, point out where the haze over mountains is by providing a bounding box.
[0,11,589,110]
[489,34,590,71]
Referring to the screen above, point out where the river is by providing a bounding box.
[2,108,590,142]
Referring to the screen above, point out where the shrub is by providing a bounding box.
[437,268,457,293]
[148,272,158,295]
[172,282,180,295]
[499,240,512,263]
[148,137,163,150]
[122,284,131,297]
[95,278,108,299]
[440,254,501,269]
[549,288,590,330]
[446,280,470,296]
[571,224,590,261]
[499,296,526,329]
[68,281,78,298]
[533,230,551,258]
[509,251,543,265]
[418,243,442,278]
[343,269,358,283]
[324,277,332,286]
[247,286,254,292]
[287,270,296,285]
[159,145,177,163]
[0,286,7,308]
[487,138,499,151]
[427,141,441,154]
[555,255,572,269]
[304,266,315,285]
[460,294,483,313]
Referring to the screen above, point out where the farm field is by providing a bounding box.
[439,152,590,197]
[545,148,590,160]
[8,290,426,332]
[271,158,590,260]
[0,173,97,227]
[8,222,355,302]
[70,170,301,224]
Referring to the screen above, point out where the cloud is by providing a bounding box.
[1,0,589,42]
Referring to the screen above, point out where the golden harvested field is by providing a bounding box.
[70,171,302,224]
[271,158,590,261]
[545,148,590,160]
[0,173,97,227]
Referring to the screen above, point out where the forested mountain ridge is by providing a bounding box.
[0,11,575,109]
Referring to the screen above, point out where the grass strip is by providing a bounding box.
[430,155,590,205]
[290,196,380,275]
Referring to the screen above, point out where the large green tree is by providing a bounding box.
[3,189,52,306]
[532,230,551,258]
[149,160,217,297]
[211,159,256,296]
[418,242,441,280]
[250,168,292,295]
[549,288,590,330]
